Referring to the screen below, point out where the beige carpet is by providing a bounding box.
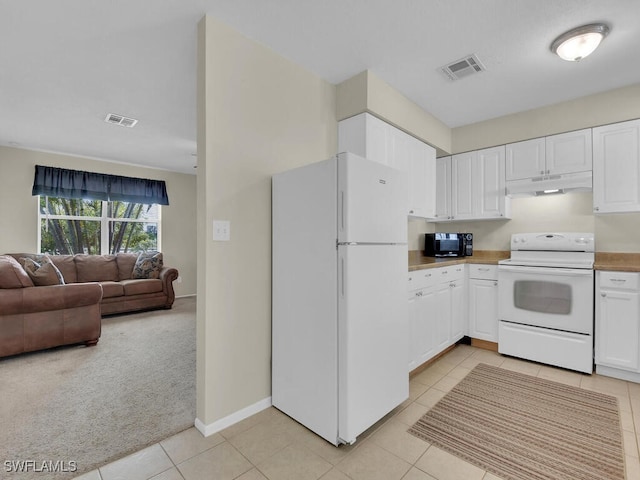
[0,297,196,479]
[409,363,625,480]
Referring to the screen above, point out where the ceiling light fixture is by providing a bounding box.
[550,23,610,62]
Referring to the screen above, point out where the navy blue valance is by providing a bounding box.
[32,165,169,205]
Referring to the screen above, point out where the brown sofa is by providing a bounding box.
[0,253,179,358]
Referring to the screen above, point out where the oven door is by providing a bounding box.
[498,265,594,334]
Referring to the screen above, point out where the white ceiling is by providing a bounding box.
[1,1,639,175]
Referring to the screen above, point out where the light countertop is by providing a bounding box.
[408,250,510,272]
[594,252,640,272]
[408,251,640,272]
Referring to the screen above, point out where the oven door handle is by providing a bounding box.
[498,265,593,277]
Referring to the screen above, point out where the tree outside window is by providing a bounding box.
[39,197,159,255]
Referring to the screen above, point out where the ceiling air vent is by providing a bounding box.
[104,113,138,128]
[439,54,486,81]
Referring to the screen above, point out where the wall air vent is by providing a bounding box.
[104,113,138,128]
[439,54,486,81]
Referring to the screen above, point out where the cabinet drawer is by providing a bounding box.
[599,271,640,291]
[437,265,465,282]
[408,269,437,290]
[468,264,498,280]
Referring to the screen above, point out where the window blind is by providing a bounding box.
[31,165,169,205]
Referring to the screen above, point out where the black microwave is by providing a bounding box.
[424,233,473,257]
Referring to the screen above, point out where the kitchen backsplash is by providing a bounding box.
[409,192,640,253]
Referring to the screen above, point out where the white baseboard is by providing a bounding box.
[596,364,640,383]
[175,294,196,299]
[195,396,272,437]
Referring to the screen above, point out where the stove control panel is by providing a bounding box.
[510,232,594,252]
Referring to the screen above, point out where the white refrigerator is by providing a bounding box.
[272,152,408,445]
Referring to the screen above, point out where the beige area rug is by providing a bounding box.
[408,363,625,480]
[0,297,196,480]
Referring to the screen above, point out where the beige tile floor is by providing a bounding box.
[74,345,640,480]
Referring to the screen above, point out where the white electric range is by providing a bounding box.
[497,232,595,373]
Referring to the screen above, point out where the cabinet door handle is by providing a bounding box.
[494,281,498,286]
[594,206,600,211]
[409,209,414,214]
[540,170,544,175]
[478,267,490,271]
[546,169,550,174]
[610,279,627,283]
[601,292,606,297]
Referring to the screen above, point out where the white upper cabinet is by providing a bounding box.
[434,156,452,220]
[435,146,509,221]
[476,146,508,219]
[506,129,592,182]
[593,119,640,214]
[392,127,436,218]
[338,113,436,219]
[546,129,593,175]
[338,112,392,166]
[451,151,475,220]
[506,138,546,181]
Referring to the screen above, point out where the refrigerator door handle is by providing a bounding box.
[340,190,345,233]
[340,256,345,297]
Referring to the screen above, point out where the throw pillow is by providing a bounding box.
[131,251,163,279]
[0,255,34,288]
[20,256,66,286]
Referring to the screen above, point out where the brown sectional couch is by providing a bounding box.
[0,253,179,358]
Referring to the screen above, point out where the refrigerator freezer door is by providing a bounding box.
[337,243,409,444]
[337,153,408,244]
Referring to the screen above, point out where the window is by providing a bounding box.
[39,196,160,255]
[31,165,168,255]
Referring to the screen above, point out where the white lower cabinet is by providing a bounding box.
[408,265,466,371]
[433,282,452,351]
[449,267,467,342]
[595,271,640,380]
[408,270,437,371]
[468,265,499,342]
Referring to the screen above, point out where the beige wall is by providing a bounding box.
[0,146,197,297]
[421,193,595,252]
[452,83,640,153]
[196,16,337,426]
[411,191,640,253]
[337,70,452,156]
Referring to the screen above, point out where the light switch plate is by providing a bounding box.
[213,220,230,241]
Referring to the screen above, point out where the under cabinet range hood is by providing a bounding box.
[506,171,592,197]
